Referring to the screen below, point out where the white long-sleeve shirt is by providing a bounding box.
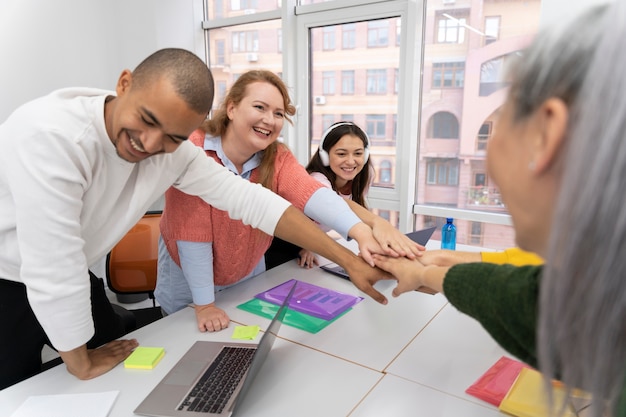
[0,88,290,351]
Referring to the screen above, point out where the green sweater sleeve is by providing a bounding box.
[443,263,542,368]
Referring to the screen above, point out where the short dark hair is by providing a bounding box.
[132,48,214,115]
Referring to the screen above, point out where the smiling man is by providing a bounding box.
[0,48,395,390]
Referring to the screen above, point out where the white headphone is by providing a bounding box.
[318,122,370,166]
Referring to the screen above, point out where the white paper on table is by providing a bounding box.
[10,390,119,417]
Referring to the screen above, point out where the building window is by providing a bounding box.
[379,160,392,184]
[367,20,389,48]
[480,54,515,96]
[432,62,465,88]
[342,23,356,49]
[230,0,257,11]
[436,12,467,44]
[477,122,491,150]
[232,30,258,52]
[342,70,355,95]
[378,210,391,222]
[323,26,336,50]
[216,80,227,104]
[323,71,335,95]
[469,221,483,245]
[366,114,386,139]
[394,68,399,94]
[426,159,459,186]
[428,112,459,139]
[484,16,500,45]
[366,69,387,95]
[322,114,335,134]
[215,39,225,65]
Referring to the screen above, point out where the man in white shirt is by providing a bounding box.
[0,48,404,389]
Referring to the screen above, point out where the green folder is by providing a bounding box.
[237,298,349,333]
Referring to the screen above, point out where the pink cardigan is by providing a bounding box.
[160,129,323,285]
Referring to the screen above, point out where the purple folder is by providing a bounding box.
[254,279,363,321]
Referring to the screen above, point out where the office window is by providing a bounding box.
[232,30,259,52]
[366,69,387,94]
[367,20,389,48]
[436,12,467,44]
[428,112,459,139]
[341,70,354,95]
[426,159,459,186]
[323,26,336,50]
[432,62,464,88]
[366,114,386,139]
[477,122,491,150]
[323,71,335,95]
[342,23,356,49]
[484,16,500,45]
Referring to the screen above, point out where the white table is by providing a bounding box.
[0,244,509,417]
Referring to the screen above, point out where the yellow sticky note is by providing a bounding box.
[232,325,260,340]
[124,346,165,369]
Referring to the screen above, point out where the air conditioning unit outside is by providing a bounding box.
[246,53,258,62]
[314,96,326,105]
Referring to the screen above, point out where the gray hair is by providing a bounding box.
[510,3,626,416]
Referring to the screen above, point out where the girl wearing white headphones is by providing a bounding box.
[268,122,375,268]
[307,121,373,207]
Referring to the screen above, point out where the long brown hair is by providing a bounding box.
[202,70,296,191]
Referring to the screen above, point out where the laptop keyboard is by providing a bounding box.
[178,346,256,414]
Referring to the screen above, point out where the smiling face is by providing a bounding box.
[224,81,285,157]
[327,133,366,189]
[105,70,207,163]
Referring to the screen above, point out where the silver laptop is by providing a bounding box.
[134,282,297,417]
[320,226,437,279]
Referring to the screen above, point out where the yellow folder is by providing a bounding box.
[499,367,592,417]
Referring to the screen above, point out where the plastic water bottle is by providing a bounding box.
[441,218,456,250]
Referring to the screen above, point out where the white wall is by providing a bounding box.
[0,0,205,122]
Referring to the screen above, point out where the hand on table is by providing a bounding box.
[194,303,230,332]
[297,249,319,269]
[60,339,139,380]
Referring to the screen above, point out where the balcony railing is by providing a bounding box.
[466,186,504,209]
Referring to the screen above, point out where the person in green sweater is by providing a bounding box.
[373,3,625,416]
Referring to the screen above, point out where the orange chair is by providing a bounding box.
[106,211,161,308]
